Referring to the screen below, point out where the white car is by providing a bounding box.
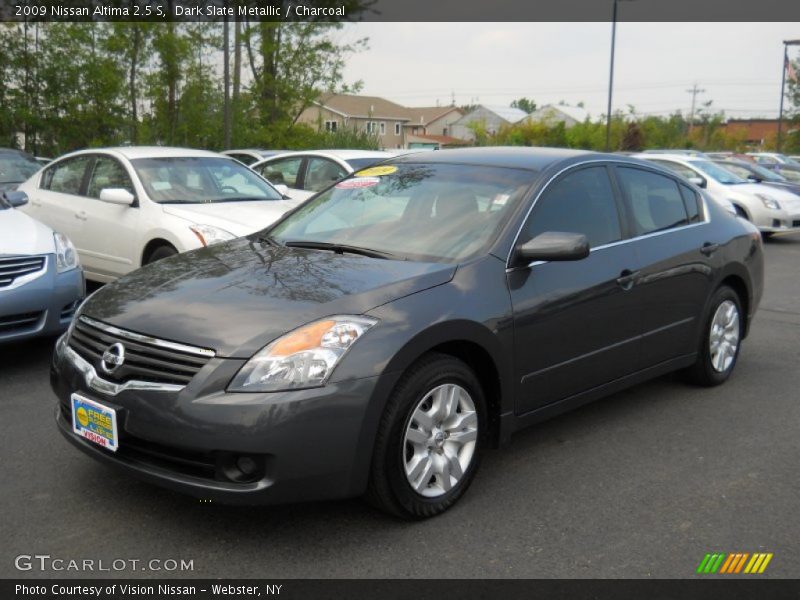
[221,149,285,166]
[250,150,396,202]
[635,153,800,235]
[746,152,800,168]
[17,147,299,282]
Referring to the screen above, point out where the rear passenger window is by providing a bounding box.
[42,157,92,195]
[616,168,689,236]
[679,184,702,223]
[526,166,622,248]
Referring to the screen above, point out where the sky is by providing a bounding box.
[336,22,800,119]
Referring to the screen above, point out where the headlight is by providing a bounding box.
[228,316,378,392]
[53,232,79,272]
[755,194,781,210]
[190,224,236,246]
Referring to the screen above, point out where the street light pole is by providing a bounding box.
[777,39,800,153]
[605,0,618,152]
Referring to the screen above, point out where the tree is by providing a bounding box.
[510,97,536,114]
[620,122,644,152]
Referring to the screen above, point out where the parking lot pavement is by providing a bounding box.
[1,235,798,580]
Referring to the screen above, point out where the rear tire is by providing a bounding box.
[366,353,487,519]
[145,244,178,264]
[685,286,743,386]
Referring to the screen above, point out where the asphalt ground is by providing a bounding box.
[2,233,798,579]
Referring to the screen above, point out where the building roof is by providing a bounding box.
[528,104,590,124]
[480,105,530,123]
[402,106,463,126]
[316,94,411,121]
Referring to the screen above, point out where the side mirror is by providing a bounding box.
[511,231,590,268]
[2,190,29,207]
[746,174,762,183]
[688,176,706,189]
[273,183,289,197]
[99,188,135,206]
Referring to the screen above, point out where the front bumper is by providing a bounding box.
[50,343,382,505]
[0,260,84,344]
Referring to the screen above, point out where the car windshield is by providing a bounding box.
[266,163,534,263]
[0,152,41,184]
[690,160,748,185]
[131,156,282,204]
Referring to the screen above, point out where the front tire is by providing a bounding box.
[366,354,487,519]
[686,286,743,386]
[145,244,178,264]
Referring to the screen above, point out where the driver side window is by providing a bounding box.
[87,157,134,199]
[525,166,622,249]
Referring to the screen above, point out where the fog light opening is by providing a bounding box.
[218,453,266,484]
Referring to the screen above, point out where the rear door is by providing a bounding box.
[26,155,94,259]
[612,165,716,366]
[509,164,644,414]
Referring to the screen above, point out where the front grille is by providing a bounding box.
[0,311,44,334]
[0,255,46,288]
[67,317,214,386]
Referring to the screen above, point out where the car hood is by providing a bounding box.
[161,199,300,237]
[0,207,54,255]
[80,237,457,357]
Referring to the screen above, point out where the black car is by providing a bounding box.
[50,148,764,518]
[0,148,42,192]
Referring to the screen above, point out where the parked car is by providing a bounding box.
[746,152,800,168]
[642,149,709,158]
[221,149,286,166]
[0,148,42,193]
[17,147,299,282]
[0,190,84,344]
[711,158,800,197]
[635,153,800,235]
[745,152,800,183]
[51,148,764,518]
[251,150,396,202]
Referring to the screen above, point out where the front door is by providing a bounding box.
[509,164,643,414]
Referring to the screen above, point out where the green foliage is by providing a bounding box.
[0,16,371,155]
[510,97,536,113]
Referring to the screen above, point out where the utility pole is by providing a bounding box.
[778,40,800,152]
[686,83,705,136]
[223,11,231,149]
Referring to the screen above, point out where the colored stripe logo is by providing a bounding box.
[696,552,773,574]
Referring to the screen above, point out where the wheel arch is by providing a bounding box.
[141,237,179,266]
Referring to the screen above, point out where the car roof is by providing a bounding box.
[64,146,224,160]
[633,153,703,164]
[265,149,395,160]
[389,146,595,171]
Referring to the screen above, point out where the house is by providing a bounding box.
[402,106,464,139]
[525,104,590,128]
[448,105,529,142]
[296,93,411,149]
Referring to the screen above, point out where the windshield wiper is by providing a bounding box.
[256,233,283,247]
[284,240,400,260]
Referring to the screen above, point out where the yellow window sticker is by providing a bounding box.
[355,165,398,177]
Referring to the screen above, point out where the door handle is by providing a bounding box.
[700,242,719,256]
[616,269,638,291]
[74,211,88,221]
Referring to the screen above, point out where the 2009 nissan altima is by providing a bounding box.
[50,148,764,518]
